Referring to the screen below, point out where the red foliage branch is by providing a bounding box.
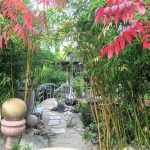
[0,0,67,49]
[0,0,39,49]
[95,0,145,26]
[101,21,144,59]
[141,2,150,49]
[141,20,150,49]
[94,0,149,59]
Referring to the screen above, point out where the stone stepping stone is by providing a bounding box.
[49,115,61,120]
[49,119,60,126]
[50,127,66,134]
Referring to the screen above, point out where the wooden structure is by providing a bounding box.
[37,83,58,101]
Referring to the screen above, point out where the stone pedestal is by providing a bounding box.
[1,119,26,150]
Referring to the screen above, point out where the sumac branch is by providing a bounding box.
[95,0,150,58]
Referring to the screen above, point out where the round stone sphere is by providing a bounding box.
[2,98,27,121]
[26,115,38,127]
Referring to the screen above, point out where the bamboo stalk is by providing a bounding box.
[11,54,14,97]
[24,47,31,103]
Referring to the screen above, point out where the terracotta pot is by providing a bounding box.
[2,98,27,121]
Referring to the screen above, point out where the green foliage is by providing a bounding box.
[83,123,98,142]
[36,65,69,85]
[0,39,27,103]
[80,102,93,127]
[83,130,97,142]
[72,77,86,98]
[12,144,32,150]
[12,144,21,150]
[0,73,12,102]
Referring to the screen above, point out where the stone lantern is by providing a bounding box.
[1,98,27,150]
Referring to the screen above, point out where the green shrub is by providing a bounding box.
[83,130,97,142]
[80,102,93,127]
[12,144,32,150]
[36,65,69,85]
[72,77,86,98]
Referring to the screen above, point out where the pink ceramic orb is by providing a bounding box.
[2,98,27,121]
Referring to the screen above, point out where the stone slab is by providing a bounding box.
[49,115,61,120]
[48,113,58,116]
[48,119,60,126]
[50,128,66,134]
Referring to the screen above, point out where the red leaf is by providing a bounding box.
[119,3,125,14]
[118,0,124,4]
[124,31,132,44]
[124,26,130,33]
[131,20,137,27]
[108,44,114,59]
[135,0,140,2]
[142,29,149,35]
[111,5,118,16]
[130,27,138,38]
[143,40,150,49]
[114,39,120,56]
[118,34,125,49]
[94,7,104,24]
[114,0,118,5]
[122,8,127,23]
[14,24,19,33]
[114,9,119,27]
[8,11,16,20]
[18,29,22,36]
[104,15,110,26]
[104,7,111,26]
[101,46,108,57]
[136,4,146,14]
[0,36,2,49]
[107,0,113,6]
[2,11,7,17]
[135,22,144,31]
[128,5,135,22]
[104,7,111,17]
[125,1,133,10]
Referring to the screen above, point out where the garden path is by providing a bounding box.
[39,99,97,150]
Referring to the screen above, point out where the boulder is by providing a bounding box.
[26,115,38,127]
[41,99,58,111]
